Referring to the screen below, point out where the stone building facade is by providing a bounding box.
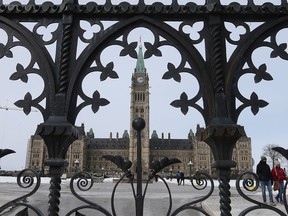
[26,45,253,178]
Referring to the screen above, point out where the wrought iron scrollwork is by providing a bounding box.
[66,171,112,216]
[190,171,210,191]
[0,169,43,216]
[105,155,180,215]
[236,171,287,216]
[102,155,214,216]
[171,172,214,216]
[230,17,288,122]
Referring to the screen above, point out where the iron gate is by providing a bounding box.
[0,1,288,215]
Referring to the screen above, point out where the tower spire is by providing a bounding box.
[135,40,145,73]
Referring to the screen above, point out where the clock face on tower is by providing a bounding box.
[137,76,144,83]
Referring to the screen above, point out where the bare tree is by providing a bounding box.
[262,144,284,167]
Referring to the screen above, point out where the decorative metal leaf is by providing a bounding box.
[6,49,13,58]
[100,62,119,81]
[0,43,13,58]
[254,75,261,84]
[254,64,273,83]
[150,157,181,175]
[0,149,15,158]
[162,63,181,82]
[144,42,162,58]
[10,64,28,83]
[103,155,132,173]
[270,43,288,58]
[119,41,137,58]
[170,92,189,115]
[250,92,268,115]
[91,91,110,113]
[0,43,5,58]
[14,92,33,115]
[170,100,180,108]
[150,160,161,172]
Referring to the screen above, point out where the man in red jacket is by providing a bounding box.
[272,160,286,204]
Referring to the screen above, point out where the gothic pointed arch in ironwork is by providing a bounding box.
[1,1,288,215]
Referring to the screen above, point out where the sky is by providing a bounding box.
[0,0,288,172]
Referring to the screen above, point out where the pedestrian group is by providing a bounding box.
[256,156,287,206]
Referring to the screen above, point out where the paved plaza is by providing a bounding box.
[0,177,286,215]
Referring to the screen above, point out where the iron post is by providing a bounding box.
[132,117,146,216]
[202,119,245,216]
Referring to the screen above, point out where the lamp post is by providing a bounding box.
[188,161,193,178]
[101,167,104,177]
[169,168,173,181]
[74,159,79,173]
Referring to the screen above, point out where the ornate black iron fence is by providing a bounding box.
[1,0,288,215]
[0,118,287,215]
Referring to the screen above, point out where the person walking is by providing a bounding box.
[180,171,185,186]
[272,160,286,204]
[256,156,276,206]
[176,171,181,185]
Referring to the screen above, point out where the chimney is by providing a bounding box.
[110,132,112,140]
[168,133,170,140]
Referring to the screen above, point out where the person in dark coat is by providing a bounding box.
[256,156,276,206]
[176,171,181,185]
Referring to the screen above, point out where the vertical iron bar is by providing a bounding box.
[215,162,235,216]
[136,129,143,216]
[132,117,146,216]
[45,159,67,216]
